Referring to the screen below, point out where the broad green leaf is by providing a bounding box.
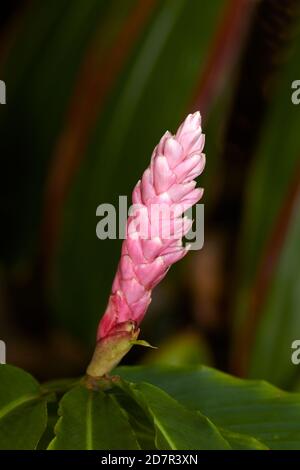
[112,387,156,450]
[53,0,227,343]
[117,376,267,450]
[117,365,300,449]
[121,381,230,450]
[49,385,140,450]
[220,429,268,450]
[37,377,82,449]
[0,365,47,450]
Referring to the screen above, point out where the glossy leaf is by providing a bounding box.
[112,386,156,450]
[221,429,268,450]
[0,365,48,450]
[49,385,140,450]
[117,365,300,449]
[121,381,230,450]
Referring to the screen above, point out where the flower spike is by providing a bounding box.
[87,112,205,378]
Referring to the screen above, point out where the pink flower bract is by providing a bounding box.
[98,112,205,340]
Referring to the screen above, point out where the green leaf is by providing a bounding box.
[0,365,47,450]
[220,429,268,450]
[37,377,82,449]
[130,340,157,349]
[120,381,230,450]
[37,410,58,450]
[112,387,156,450]
[49,385,140,450]
[117,365,300,449]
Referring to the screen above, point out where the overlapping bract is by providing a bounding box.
[98,112,205,340]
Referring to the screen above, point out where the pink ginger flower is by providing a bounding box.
[87,112,205,378]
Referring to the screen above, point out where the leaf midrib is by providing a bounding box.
[0,394,38,421]
[152,414,176,450]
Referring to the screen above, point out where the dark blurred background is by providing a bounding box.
[0,0,300,390]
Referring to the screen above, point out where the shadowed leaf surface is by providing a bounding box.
[49,384,140,450]
[121,381,231,450]
[117,365,300,449]
[0,365,47,450]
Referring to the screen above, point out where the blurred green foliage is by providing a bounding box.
[53,0,225,342]
[233,18,300,387]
